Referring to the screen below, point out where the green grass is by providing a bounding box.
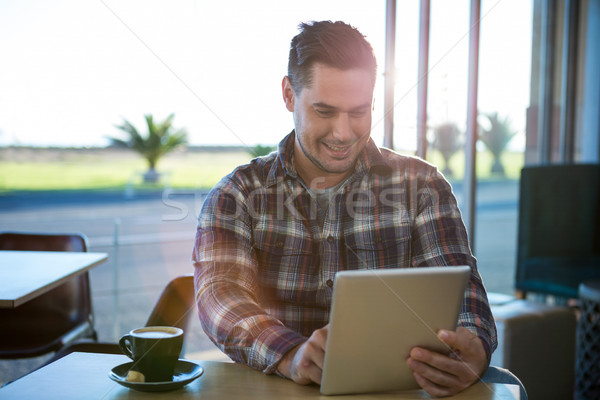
[0,147,523,192]
[0,148,253,191]
[425,150,524,182]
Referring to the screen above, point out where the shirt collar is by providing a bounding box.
[265,131,392,188]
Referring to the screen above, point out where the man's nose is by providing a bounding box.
[331,113,354,142]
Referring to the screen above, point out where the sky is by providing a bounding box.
[0,0,531,150]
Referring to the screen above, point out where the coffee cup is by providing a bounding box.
[118,326,183,382]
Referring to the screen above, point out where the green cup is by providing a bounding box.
[119,326,183,382]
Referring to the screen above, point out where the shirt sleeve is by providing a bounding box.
[409,166,498,361]
[192,179,306,373]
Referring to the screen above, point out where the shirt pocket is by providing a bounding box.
[252,230,318,303]
[343,225,412,270]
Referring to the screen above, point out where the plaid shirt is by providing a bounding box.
[193,132,497,374]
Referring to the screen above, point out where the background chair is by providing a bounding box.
[0,232,97,359]
[48,274,195,360]
[145,274,195,329]
[515,163,600,299]
[490,164,600,400]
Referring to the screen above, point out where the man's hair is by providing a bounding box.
[287,20,377,94]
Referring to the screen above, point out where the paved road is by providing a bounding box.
[0,182,519,383]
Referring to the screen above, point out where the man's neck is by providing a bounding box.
[293,155,353,189]
[291,142,355,189]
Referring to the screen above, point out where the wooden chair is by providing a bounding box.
[48,274,195,360]
[145,274,195,329]
[0,232,97,359]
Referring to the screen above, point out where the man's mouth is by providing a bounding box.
[323,142,352,154]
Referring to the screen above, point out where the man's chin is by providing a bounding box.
[318,161,355,176]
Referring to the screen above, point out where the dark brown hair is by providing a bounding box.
[287,21,377,94]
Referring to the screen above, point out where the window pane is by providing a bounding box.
[475,0,531,294]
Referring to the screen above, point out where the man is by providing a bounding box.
[194,21,500,397]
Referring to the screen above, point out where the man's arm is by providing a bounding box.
[409,166,497,356]
[406,166,497,395]
[193,183,306,373]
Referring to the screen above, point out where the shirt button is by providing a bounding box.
[327,235,334,243]
[275,241,284,248]
[326,279,334,288]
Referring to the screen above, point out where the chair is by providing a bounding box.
[48,274,195,360]
[490,164,600,399]
[515,163,600,299]
[0,232,97,359]
[145,274,195,329]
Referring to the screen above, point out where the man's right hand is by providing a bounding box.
[276,325,329,385]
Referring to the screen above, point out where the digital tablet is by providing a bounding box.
[320,266,471,395]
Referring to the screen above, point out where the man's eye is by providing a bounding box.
[315,109,333,117]
[350,110,368,117]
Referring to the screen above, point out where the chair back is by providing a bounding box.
[0,232,97,359]
[45,274,195,363]
[515,164,600,298]
[146,274,195,331]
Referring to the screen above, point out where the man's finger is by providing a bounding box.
[407,356,459,387]
[307,362,323,384]
[304,339,326,370]
[305,325,328,370]
[312,325,329,349]
[410,347,460,371]
[412,371,456,398]
[408,355,472,397]
[438,327,477,355]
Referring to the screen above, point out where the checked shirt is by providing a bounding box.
[193,131,497,374]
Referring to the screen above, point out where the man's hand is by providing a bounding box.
[406,327,488,397]
[276,325,329,385]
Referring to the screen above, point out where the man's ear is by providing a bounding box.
[282,76,295,112]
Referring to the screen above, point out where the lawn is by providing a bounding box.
[0,146,523,192]
[425,149,524,182]
[0,147,254,191]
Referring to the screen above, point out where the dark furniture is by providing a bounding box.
[0,232,97,359]
[575,280,600,400]
[490,164,600,399]
[515,164,600,299]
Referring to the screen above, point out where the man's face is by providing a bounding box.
[282,63,374,188]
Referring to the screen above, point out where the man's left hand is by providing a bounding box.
[406,327,488,397]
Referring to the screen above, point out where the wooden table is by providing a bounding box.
[0,352,520,399]
[0,250,108,308]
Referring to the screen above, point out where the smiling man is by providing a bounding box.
[284,63,374,188]
[193,21,521,398]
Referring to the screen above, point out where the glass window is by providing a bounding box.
[475,0,532,294]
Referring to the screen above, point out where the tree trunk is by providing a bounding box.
[490,158,505,176]
[143,168,160,183]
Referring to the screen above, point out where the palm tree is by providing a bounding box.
[109,113,188,182]
[479,112,517,176]
[431,122,462,177]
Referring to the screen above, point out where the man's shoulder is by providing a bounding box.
[376,147,440,177]
[213,151,279,193]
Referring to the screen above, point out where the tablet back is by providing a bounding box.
[320,266,471,395]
